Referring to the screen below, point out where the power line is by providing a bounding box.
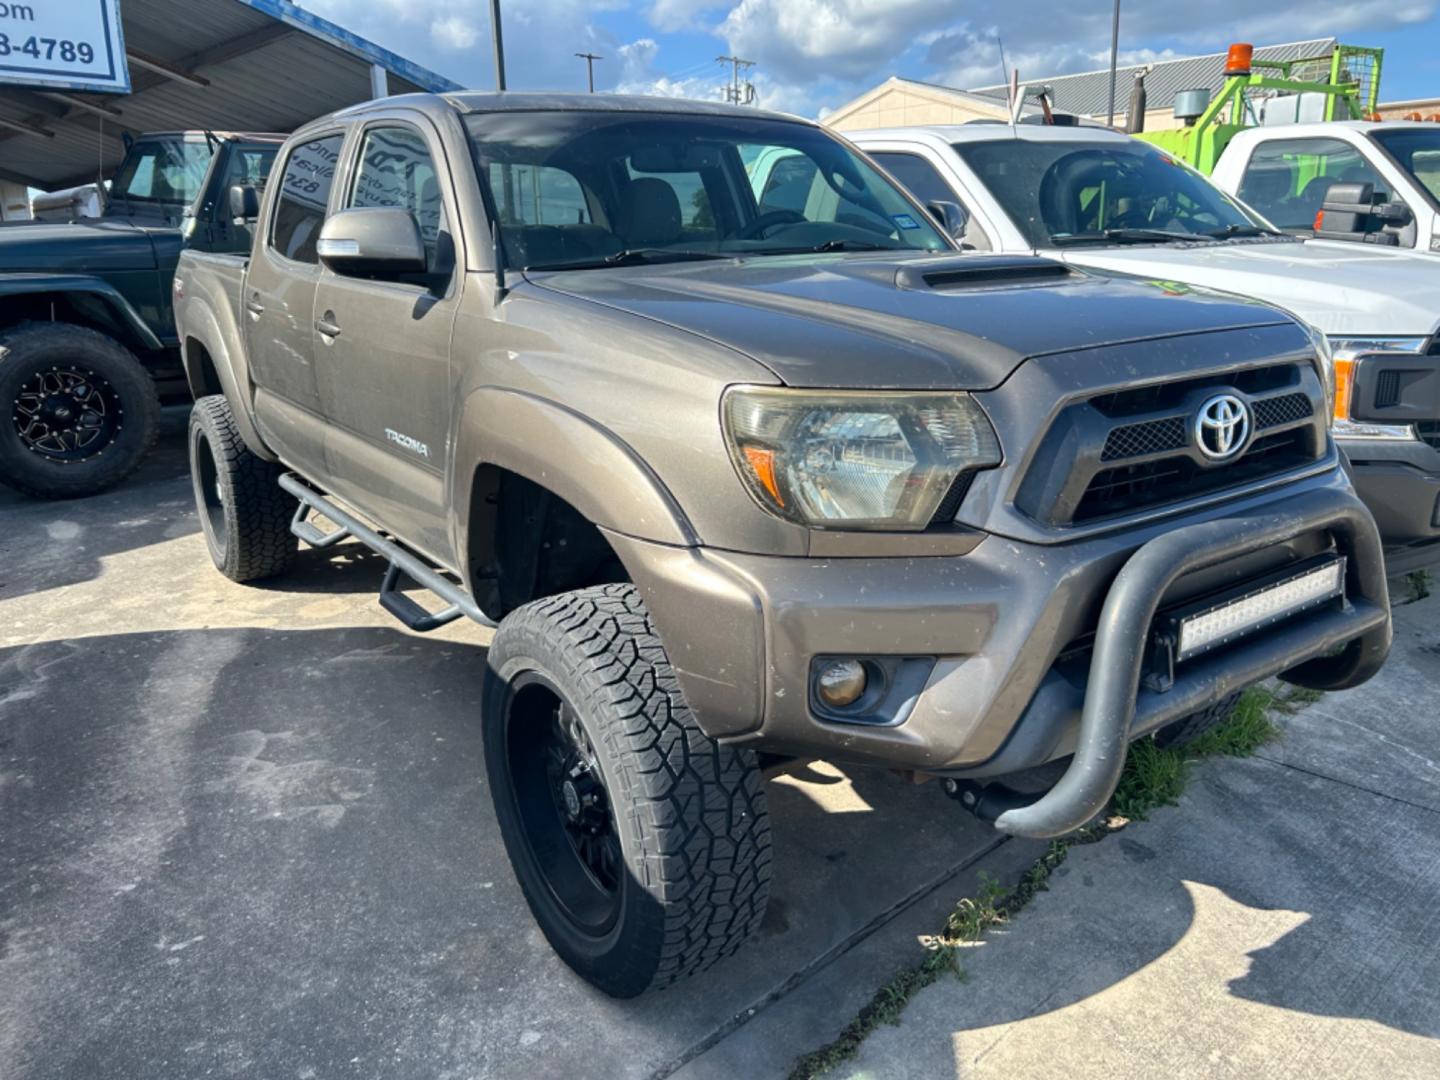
[575,51,602,93]
[715,55,756,105]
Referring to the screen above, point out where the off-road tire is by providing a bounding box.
[0,322,160,499]
[483,584,772,997]
[1153,692,1242,750]
[188,394,298,582]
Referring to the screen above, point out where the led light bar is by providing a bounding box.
[1176,557,1346,663]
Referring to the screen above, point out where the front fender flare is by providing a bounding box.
[450,387,698,587]
[0,272,164,353]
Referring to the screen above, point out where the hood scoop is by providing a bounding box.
[896,255,1074,292]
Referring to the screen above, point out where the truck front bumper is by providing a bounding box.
[610,469,1390,825]
[1342,437,1440,573]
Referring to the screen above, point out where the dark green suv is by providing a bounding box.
[0,130,281,499]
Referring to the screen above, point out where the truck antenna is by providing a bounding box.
[997,36,1018,135]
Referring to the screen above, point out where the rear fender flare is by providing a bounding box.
[178,295,275,461]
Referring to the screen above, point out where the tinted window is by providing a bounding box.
[1371,128,1440,206]
[111,139,212,205]
[953,139,1255,246]
[626,159,716,235]
[868,152,956,207]
[221,146,277,191]
[756,154,817,213]
[349,126,445,268]
[489,163,591,225]
[270,133,344,264]
[1236,137,1387,229]
[464,111,948,270]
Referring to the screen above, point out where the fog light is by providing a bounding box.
[816,659,868,708]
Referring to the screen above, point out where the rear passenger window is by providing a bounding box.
[868,152,955,208]
[758,154,818,214]
[349,126,447,269]
[270,134,344,264]
[488,163,591,225]
[1237,138,1387,230]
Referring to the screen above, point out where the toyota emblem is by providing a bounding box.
[1194,393,1251,461]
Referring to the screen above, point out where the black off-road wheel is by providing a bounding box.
[1153,692,1242,750]
[483,584,772,998]
[188,395,298,582]
[0,322,160,499]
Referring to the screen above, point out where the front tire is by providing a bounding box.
[483,584,772,997]
[0,322,160,499]
[188,395,298,582]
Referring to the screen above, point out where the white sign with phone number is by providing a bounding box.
[0,0,129,93]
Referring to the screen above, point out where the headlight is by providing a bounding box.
[1327,336,1427,441]
[723,388,1001,530]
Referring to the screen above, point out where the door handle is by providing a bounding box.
[245,298,264,316]
[315,315,341,338]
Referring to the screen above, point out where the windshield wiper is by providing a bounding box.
[1203,223,1289,239]
[741,238,898,256]
[526,248,729,271]
[1052,228,1200,246]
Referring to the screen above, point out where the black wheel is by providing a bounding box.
[0,322,160,499]
[188,395,298,582]
[483,584,772,997]
[1153,692,1242,750]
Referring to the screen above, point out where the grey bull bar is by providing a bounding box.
[987,486,1391,840]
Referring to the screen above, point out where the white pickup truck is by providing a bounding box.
[1210,121,1440,257]
[841,123,1440,573]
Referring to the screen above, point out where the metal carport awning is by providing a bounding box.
[0,0,463,190]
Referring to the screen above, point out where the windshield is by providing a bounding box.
[1370,128,1440,207]
[952,139,1263,248]
[109,138,214,206]
[464,111,949,270]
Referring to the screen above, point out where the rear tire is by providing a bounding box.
[188,395,298,582]
[483,584,772,997]
[0,322,160,499]
[1153,692,1242,750]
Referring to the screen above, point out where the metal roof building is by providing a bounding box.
[0,0,463,190]
[967,38,1339,122]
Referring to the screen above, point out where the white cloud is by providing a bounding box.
[647,0,727,33]
[297,0,1436,119]
[430,15,480,51]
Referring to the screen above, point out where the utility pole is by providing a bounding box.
[575,52,602,93]
[716,55,756,104]
[1105,0,1121,126]
[490,0,507,91]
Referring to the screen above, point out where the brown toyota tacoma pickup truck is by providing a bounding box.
[174,93,1392,997]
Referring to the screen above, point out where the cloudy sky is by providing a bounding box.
[304,0,1440,117]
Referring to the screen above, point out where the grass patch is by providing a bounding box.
[788,682,1303,1079]
[1403,569,1432,605]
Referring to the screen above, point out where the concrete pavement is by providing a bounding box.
[2,412,1437,1079]
[1,412,1009,1080]
[745,591,1440,1079]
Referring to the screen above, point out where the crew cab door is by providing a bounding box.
[311,118,460,563]
[244,130,346,479]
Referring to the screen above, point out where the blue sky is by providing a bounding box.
[305,1,1440,117]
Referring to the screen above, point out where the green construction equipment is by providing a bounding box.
[1135,42,1384,173]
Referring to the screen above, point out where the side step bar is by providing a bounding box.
[279,473,497,632]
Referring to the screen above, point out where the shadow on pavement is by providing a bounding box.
[0,625,1001,1080]
[819,756,1440,1080]
[0,408,199,603]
